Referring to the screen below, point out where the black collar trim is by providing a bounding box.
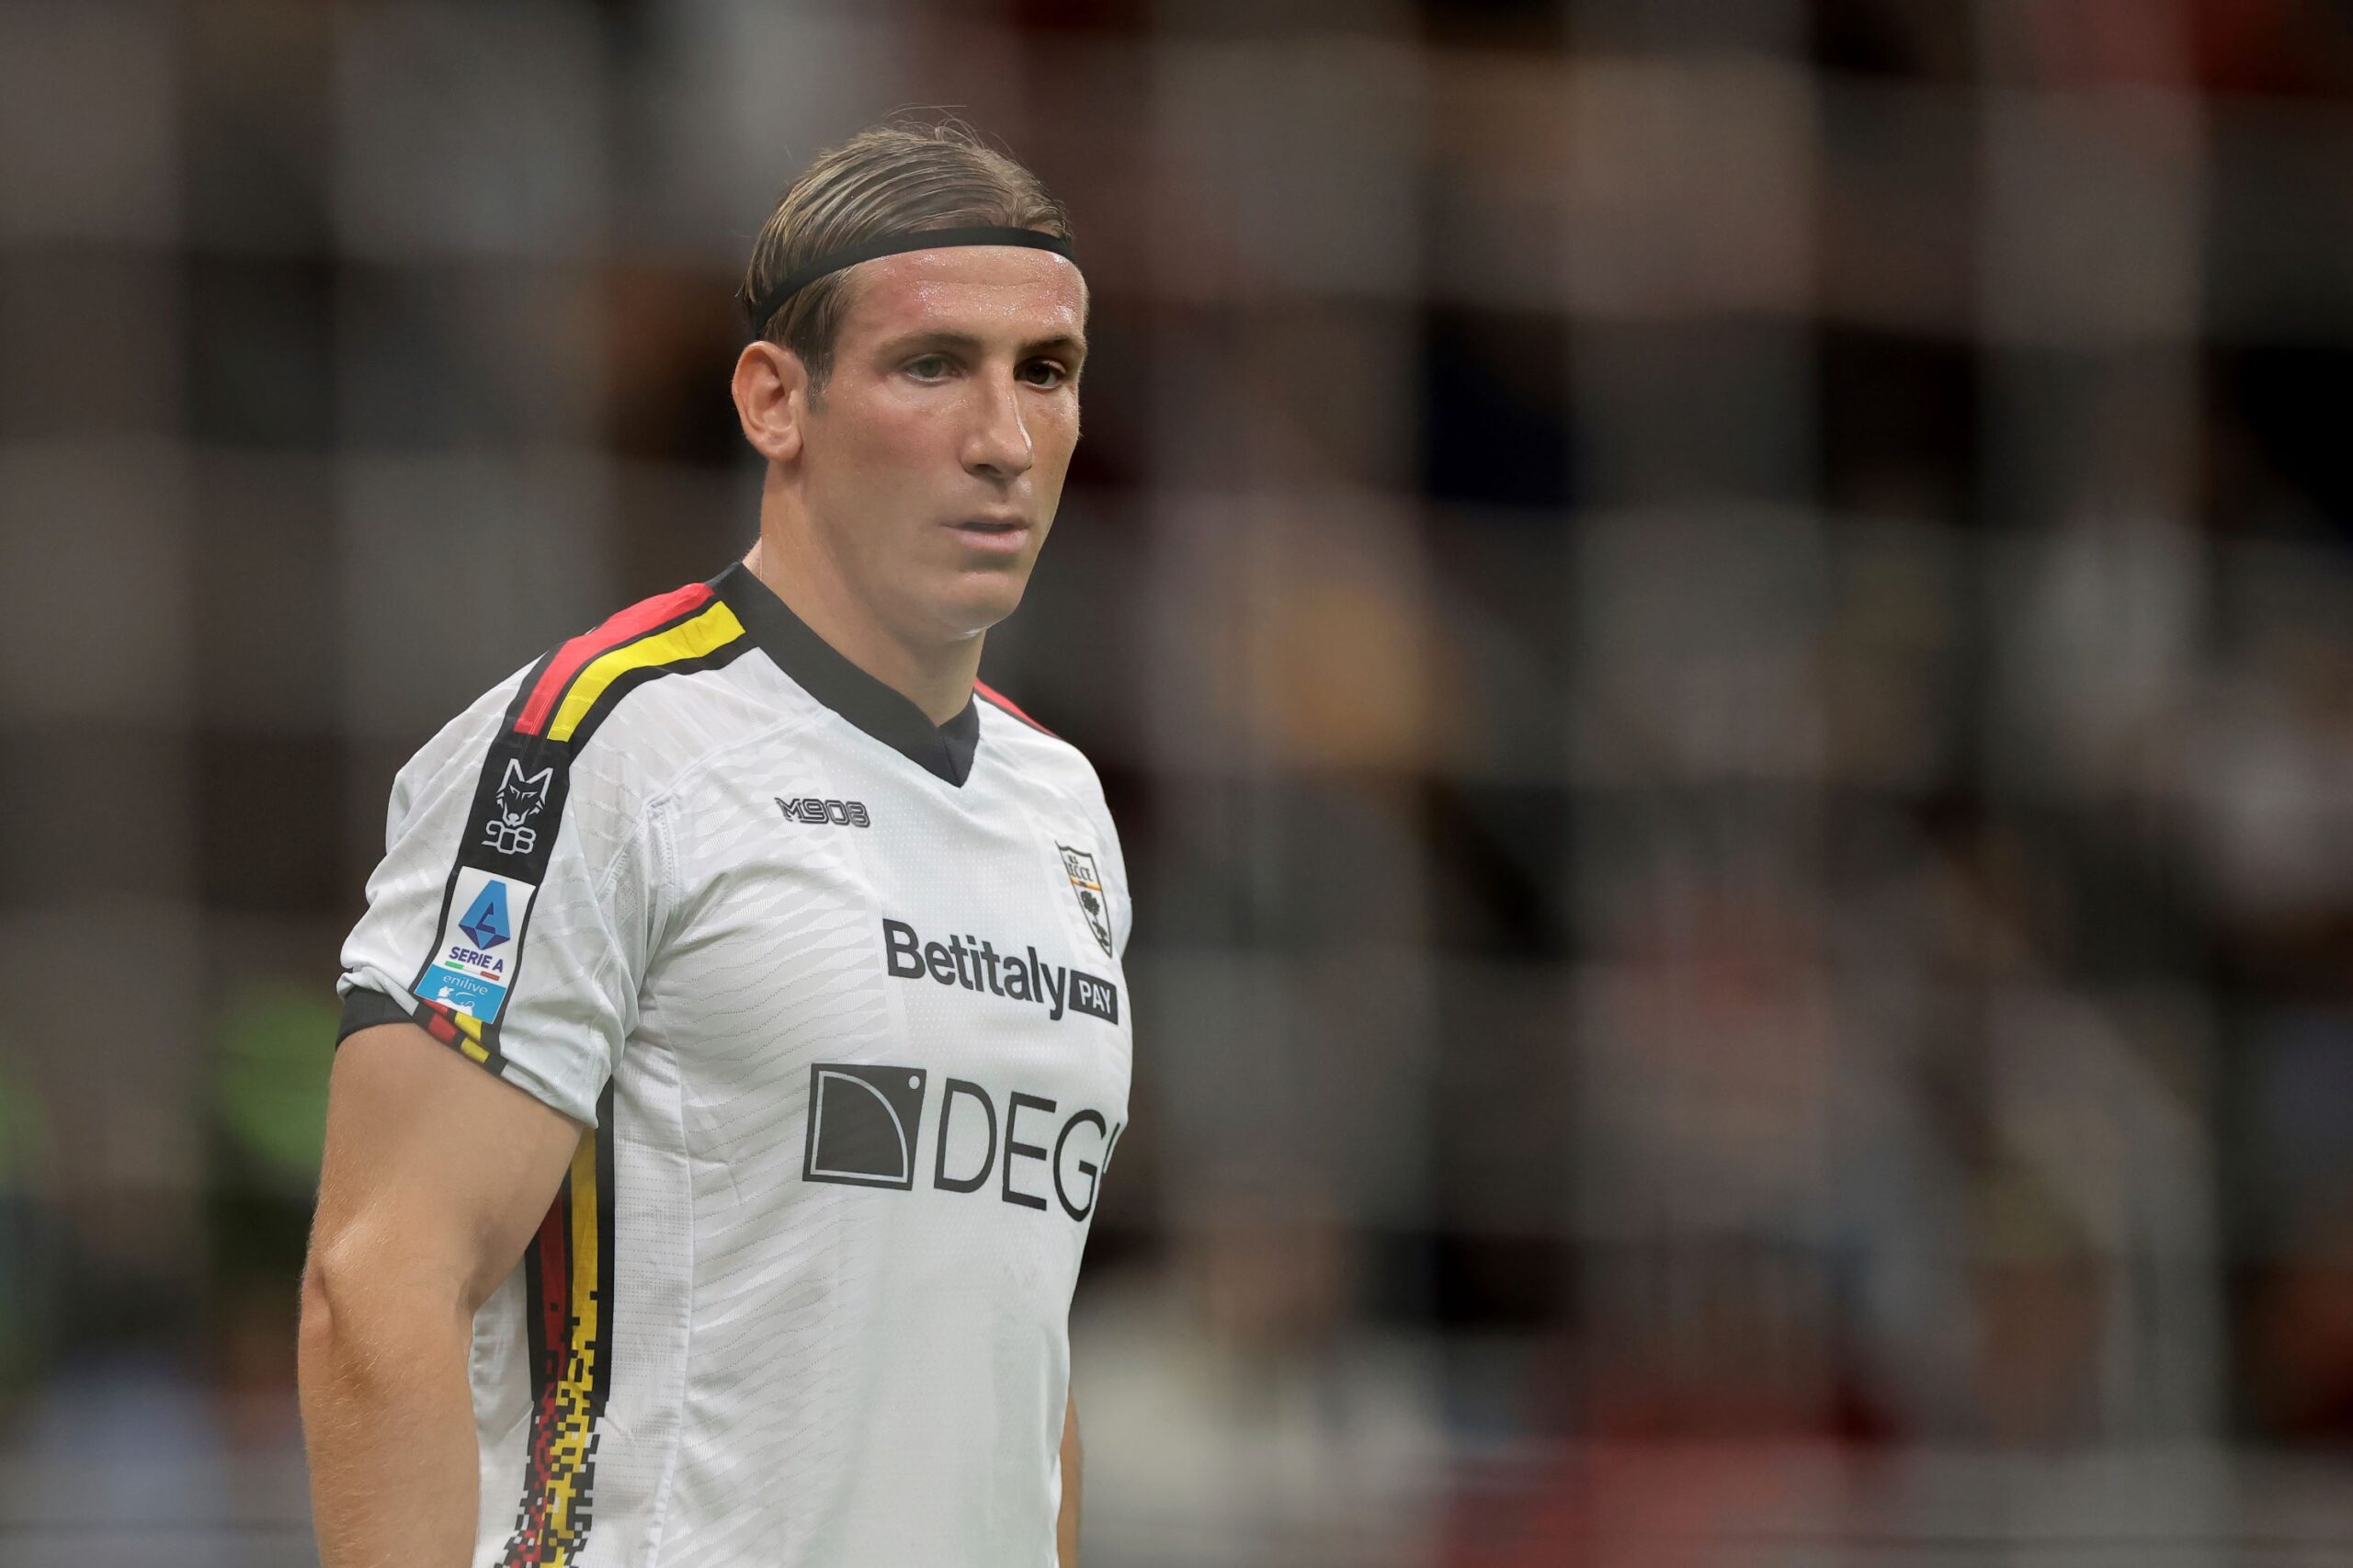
[712,562,979,787]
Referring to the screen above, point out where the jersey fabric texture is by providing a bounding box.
[336,562,1133,1568]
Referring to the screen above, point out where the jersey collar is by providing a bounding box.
[712,562,981,787]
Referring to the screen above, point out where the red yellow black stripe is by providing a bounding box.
[498,1083,618,1566]
[510,581,722,737]
[404,581,753,1074]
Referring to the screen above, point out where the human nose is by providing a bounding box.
[963,369,1034,481]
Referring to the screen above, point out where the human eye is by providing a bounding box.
[1019,358,1071,389]
[904,352,954,381]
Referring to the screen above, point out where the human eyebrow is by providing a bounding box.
[873,330,1087,367]
[1025,334,1087,369]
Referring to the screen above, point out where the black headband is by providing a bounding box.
[742,225,1077,335]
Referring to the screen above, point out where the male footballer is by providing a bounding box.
[299,121,1130,1567]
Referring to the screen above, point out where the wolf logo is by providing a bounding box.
[1058,843,1113,960]
[482,758,554,857]
[496,759,552,825]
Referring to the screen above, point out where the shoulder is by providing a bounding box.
[973,680,1107,795]
[396,578,778,837]
[972,680,1124,855]
[503,577,765,782]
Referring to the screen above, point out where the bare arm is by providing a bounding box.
[299,1021,585,1568]
[1058,1388,1083,1566]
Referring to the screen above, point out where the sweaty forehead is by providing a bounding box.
[837,246,1086,341]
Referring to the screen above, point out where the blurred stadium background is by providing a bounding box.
[7,0,2353,1562]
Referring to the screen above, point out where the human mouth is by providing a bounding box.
[949,517,1032,554]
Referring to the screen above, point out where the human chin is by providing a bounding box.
[922,558,1032,638]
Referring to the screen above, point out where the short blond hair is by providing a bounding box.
[740,119,1074,391]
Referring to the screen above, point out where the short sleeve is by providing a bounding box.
[337,676,659,1128]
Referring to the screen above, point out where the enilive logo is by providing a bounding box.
[801,1062,1121,1221]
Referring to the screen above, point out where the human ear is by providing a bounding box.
[731,340,808,464]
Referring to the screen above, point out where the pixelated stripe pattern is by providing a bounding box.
[499,1085,618,1565]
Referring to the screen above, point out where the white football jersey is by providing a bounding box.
[337,562,1133,1568]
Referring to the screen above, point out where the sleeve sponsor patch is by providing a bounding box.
[406,727,571,1042]
[419,866,541,1020]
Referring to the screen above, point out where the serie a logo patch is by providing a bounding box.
[422,867,539,1019]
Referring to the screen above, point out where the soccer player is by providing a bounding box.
[299,122,1131,1568]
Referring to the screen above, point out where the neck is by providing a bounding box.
[744,475,981,728]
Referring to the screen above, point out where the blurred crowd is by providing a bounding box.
[8,0,2353,1562]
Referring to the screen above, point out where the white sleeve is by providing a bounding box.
[336,678,659,1127]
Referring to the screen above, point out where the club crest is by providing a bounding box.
[1058,843,1113,960]
[477,756,556,858]
[495,758,553,827]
